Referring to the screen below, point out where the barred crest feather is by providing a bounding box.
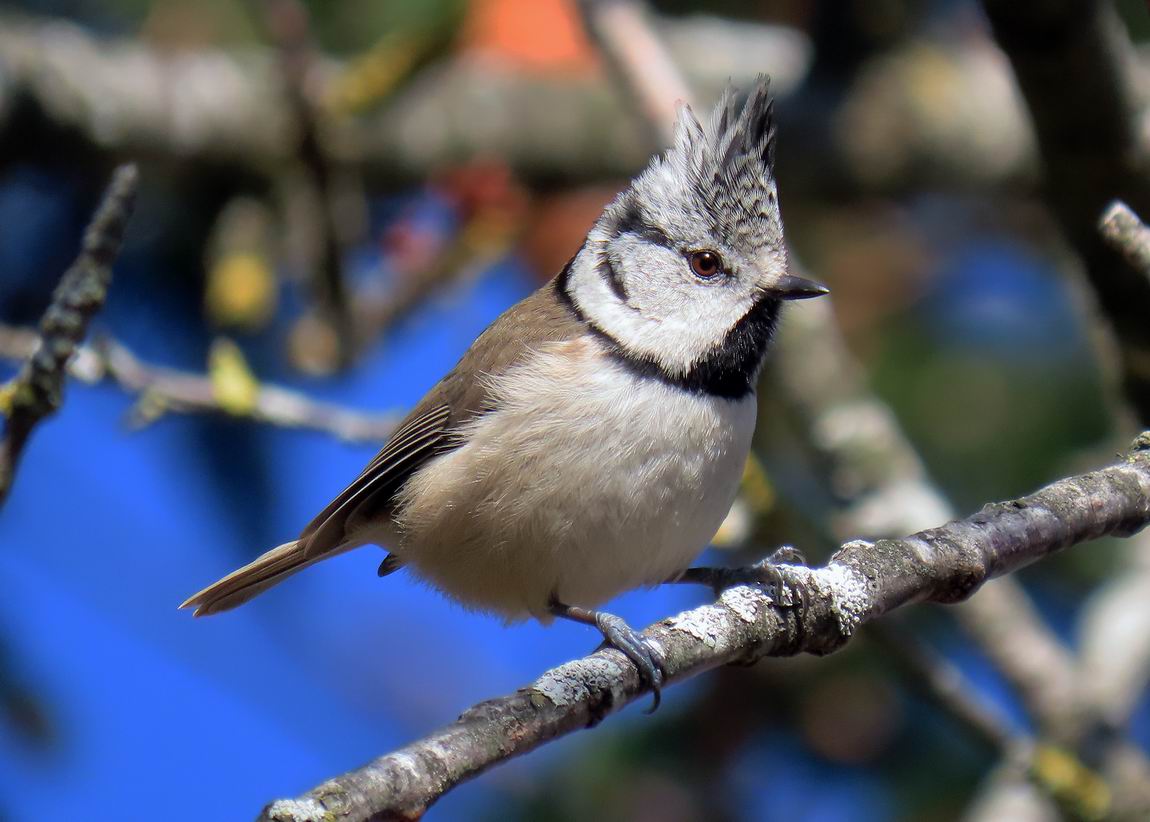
[610,75,783,255]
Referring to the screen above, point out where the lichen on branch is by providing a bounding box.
[0,163,138,506]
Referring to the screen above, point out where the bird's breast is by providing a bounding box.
[391,337,757,620]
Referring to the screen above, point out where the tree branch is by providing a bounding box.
[1100,200,1150,283]
[771,294,1089,740]
[0,10,1059,197]
[0,326,397,445]
[576,0,691,147]
[258,0,355,367]
[259,435,1150,821]
[0,12,808,186]
[865,622,1021,755]
[0,163,137,506]
[981,0,1150,423]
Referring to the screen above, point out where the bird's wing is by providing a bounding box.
[299,403,454,555]
[299,270,588,557]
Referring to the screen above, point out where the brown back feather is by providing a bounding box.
[298,276,588,557]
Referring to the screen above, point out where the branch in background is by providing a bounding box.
[1100,201,1150,282]
[772,297,951,537]
[0,10,1044,194]
[0,164,138,506]
[258,0,355,368]
[772,297,1088,742]
[865,622,1019,755]
[260,437,1150,821]
[576,0,691,147]
[772,295,1130,813]
[865,626,1117,821]
[868,631,1111,821]
[1078,201,1150,736]
[0,326,397,445]
[0,12,797,182]
[980,0,1150,801]
[1077,529,1150,726]
[981,0,1150,424]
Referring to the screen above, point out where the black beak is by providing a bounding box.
[771,274,830,300]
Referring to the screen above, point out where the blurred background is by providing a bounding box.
[2,0,1149,819]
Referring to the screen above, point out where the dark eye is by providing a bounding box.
[688,250,723,279]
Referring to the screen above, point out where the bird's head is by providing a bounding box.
[561,76,826,396]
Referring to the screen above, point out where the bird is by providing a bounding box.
[180,77,827,709]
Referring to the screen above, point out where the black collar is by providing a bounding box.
[554,259,778,401]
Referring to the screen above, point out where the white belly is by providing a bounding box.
[387,339,757,621]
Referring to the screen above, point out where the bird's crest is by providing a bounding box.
[609,76,783,253]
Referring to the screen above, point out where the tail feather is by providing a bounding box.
[180,540,331,617]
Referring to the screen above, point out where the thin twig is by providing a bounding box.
[0,164,138,506]
[576,0,691,146]
[260,435,1150,821]
[259,0,354,368]
[0,326,397,445]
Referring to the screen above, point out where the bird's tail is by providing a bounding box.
[179,540,335,617]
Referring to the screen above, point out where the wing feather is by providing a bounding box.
[297,271,590,559]
[299,405,452,556]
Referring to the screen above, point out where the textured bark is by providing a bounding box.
[0,164,137,506]
[260,436,1150,822]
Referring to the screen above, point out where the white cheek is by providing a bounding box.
[570,237,754,374]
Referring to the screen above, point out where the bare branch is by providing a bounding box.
[0,12,806,184]
[964,756,1059,822]
[1077,530,1150,724]
[1100,200,1150,284]
[982,0,1150,423]
[258,0,355,367]
[0,326,397,444]
[0,11,1044,194]
[0,163,137,506]
[260,436,1150,821]
[772,296,1088,741]
[576,0,691,146]
[953,579,1085,744]
[773,296,952,537]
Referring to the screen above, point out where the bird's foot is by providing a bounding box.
[670,545,808,606]
[593,611,666,713]
[549,600,666,716]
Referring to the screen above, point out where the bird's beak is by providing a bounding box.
[770,274,830,300]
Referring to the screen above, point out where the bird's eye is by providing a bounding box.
[688,250,723,279]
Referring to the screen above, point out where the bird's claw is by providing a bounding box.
[743,545,807,607]
[673,544,808,606]
[593,612,666,714]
